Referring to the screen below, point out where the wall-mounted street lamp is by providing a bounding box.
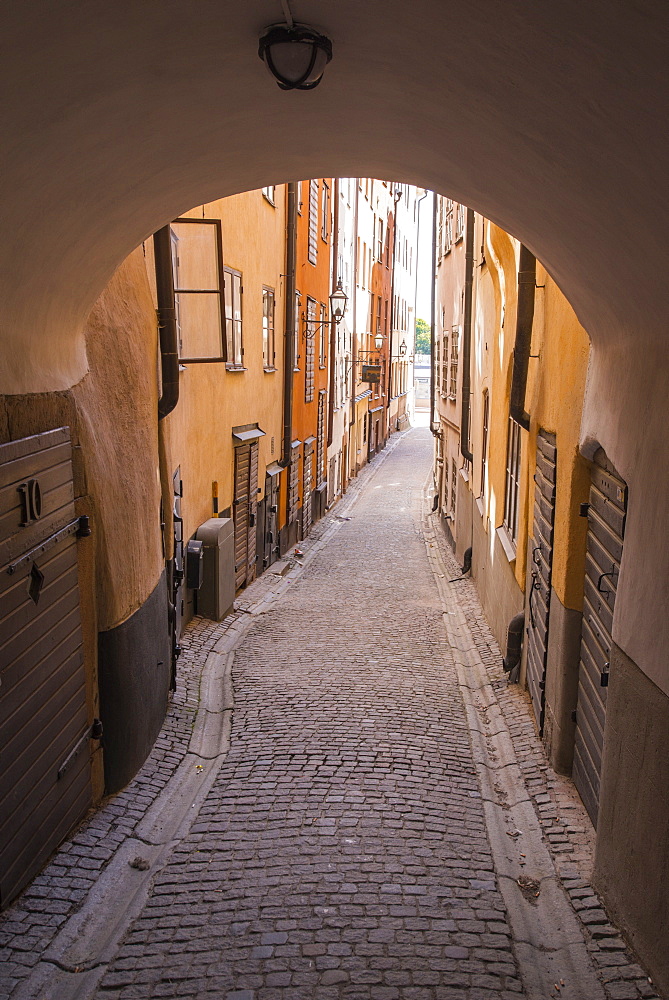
[259,23,333,90]
[303,280,348,339]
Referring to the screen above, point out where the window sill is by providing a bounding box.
[319,364,327,370]
[475,495,485,518]
[496,524,517,564]
[226,364,246,373]
[263,366,277,373]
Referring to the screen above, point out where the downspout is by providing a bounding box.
[388,185,403,426]
[327,178,339,447]
[430,190,439,436]
[347,180,359,477]
[154,226,179,420]
[460,208,475,461]
[509,244,536,431]
[282,181,298,466]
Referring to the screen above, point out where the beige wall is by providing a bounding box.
[145,190,287,542]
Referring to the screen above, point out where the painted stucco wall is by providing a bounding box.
[148,189,287,543]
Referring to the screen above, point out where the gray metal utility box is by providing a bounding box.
[195,517,235,621]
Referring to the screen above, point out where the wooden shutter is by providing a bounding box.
[246,442,258,584]
[302,443,313,537]
[308,180,318,265]
[526,430,557,732]
[233,444,250,589]
[316,391,326,488]
[305,298,316,403]
[288,443,300,524]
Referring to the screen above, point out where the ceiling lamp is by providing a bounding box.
[259,23,333,91]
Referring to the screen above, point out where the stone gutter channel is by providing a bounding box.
[419,476,660,1000]
[8,433,408,1000]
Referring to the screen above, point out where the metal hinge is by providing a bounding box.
[7,515,91,576]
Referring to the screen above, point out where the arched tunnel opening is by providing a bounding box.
[1,1,669,994]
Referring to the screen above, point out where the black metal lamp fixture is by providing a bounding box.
[259,23,333,90]
[303,280,348,340]
[329,280,348,323]
[399,339,408,357]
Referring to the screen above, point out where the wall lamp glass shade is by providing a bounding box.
[399,339,408,356]
[259,24,333,90]
[374,333,384,350]
[329,282,348,323]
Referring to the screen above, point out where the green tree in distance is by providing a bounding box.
[415,317,431,355]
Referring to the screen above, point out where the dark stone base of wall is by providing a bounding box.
[98,572,171,794]
[594,643,669,997]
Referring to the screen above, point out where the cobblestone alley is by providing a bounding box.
[1,429,660,1000]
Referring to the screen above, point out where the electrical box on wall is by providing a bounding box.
[195,517,235,621]
[185,539,204,590]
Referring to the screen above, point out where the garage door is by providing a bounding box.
[572,447,627,827]
[0,428,92,907]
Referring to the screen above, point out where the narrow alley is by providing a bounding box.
[1,429,659,1000]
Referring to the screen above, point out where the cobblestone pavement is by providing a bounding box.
[0,428,661,1000]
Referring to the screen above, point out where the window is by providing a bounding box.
[262,185,275,205]
[435,338,440,391]
[449,326,459,398]
[376,296,382,335]
[441,333,448,392]
[377,218,384,261]
[504,417,523,544]
[455,202,466,241]
[224,267,243,367]
[450,457,457,512]
[480,390,489,499]
[262,287,275,369]
[170,218,226,362]
[305,297,316,402]
[308,179,319,264]
[321,182,330,242]
[319,303,327,368]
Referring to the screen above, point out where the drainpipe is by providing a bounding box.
[388,184,403,427]
[347,180,359,479]
[154,226,179,420]
[460,208,475,461]
[430,191,439,437]
[282,182,298,466]
[509,244,536,431]
[327,178,340,448]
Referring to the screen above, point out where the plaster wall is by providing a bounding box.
[524,264,591,611]
[594,642,669,998]
[148,189,287,542]
[471,508,524,652]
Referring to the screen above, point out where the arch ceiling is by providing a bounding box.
[1,0,667,394]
